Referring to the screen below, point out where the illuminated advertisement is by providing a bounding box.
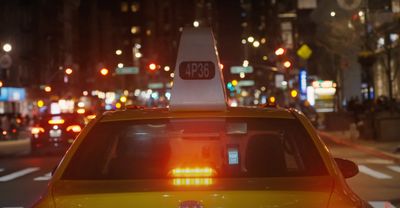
[311,80,336,113]
[0,87,26,102]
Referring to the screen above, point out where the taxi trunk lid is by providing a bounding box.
[52,177,334,208]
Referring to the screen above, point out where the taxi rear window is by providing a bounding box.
[62,118,328,180]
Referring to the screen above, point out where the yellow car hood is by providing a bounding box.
[49,177,337,208]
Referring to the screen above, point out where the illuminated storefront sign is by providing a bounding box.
[311,80,336,113]
[0,87,26,102]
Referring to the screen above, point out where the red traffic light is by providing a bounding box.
[100,68,109,76]
[148,63,157,71]
[283,61,291,68]
[65,68,73,75]
[275,47,285,56]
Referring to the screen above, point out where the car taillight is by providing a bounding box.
[48,119,65,125]
[31,127,45,134]
[170,167,216,186]
[86,114,96,120]
[66,125,81,133]
[76,108,85,114]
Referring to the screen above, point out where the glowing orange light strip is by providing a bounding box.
[171,167,216,178]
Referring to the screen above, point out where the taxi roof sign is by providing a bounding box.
[170,27,227,111]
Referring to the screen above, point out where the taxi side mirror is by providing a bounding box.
[334,158,359,178]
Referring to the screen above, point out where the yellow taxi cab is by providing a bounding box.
[34,28,370,208]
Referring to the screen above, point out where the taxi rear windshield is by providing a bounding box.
[62,118,328,180]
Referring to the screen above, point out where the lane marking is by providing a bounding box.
[2,207,24,208]
[358,165,392,179]
[369,201,396,208]
[0,167,40,182]
[387,165,400,173]
[364,158,394,165]
[34,172,52,181]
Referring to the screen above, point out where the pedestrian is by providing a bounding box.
[1,115,10,133]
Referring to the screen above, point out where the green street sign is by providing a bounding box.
[148,82,164,89]
[237,80,255,87]
[230,66,254,74]
[115,67,139,75]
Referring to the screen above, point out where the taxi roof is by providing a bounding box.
[99,106,295,123]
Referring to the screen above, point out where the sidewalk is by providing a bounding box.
[319,131,400,163]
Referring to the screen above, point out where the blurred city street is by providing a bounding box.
[0,0,400,207]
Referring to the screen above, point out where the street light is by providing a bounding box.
[193,20,200,28]
[2,43,12,52]
[247,36,254,43]
[252,41,260,48]
[242,60,249,67]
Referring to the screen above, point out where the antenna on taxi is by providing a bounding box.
[169,27,227,111]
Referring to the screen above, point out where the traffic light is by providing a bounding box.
[148,62,157,71]
[37,100,44,108]
[44,86,52,92]
[100,68,109,76]
[290,90,298,98]
[275,47,285,56]
[231,79,238,86]
[269,96,276,103]
[65,68,73,75]
[283,60,291,68]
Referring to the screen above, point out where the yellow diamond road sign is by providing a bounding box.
[297,44,312,60]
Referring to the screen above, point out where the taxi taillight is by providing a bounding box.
[66,125,81,133]
[48,119,65,125]
[31,127,45,134]
[173,178,213,186]
[171,167,215,186]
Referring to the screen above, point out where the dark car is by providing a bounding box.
[30,113,86,154]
